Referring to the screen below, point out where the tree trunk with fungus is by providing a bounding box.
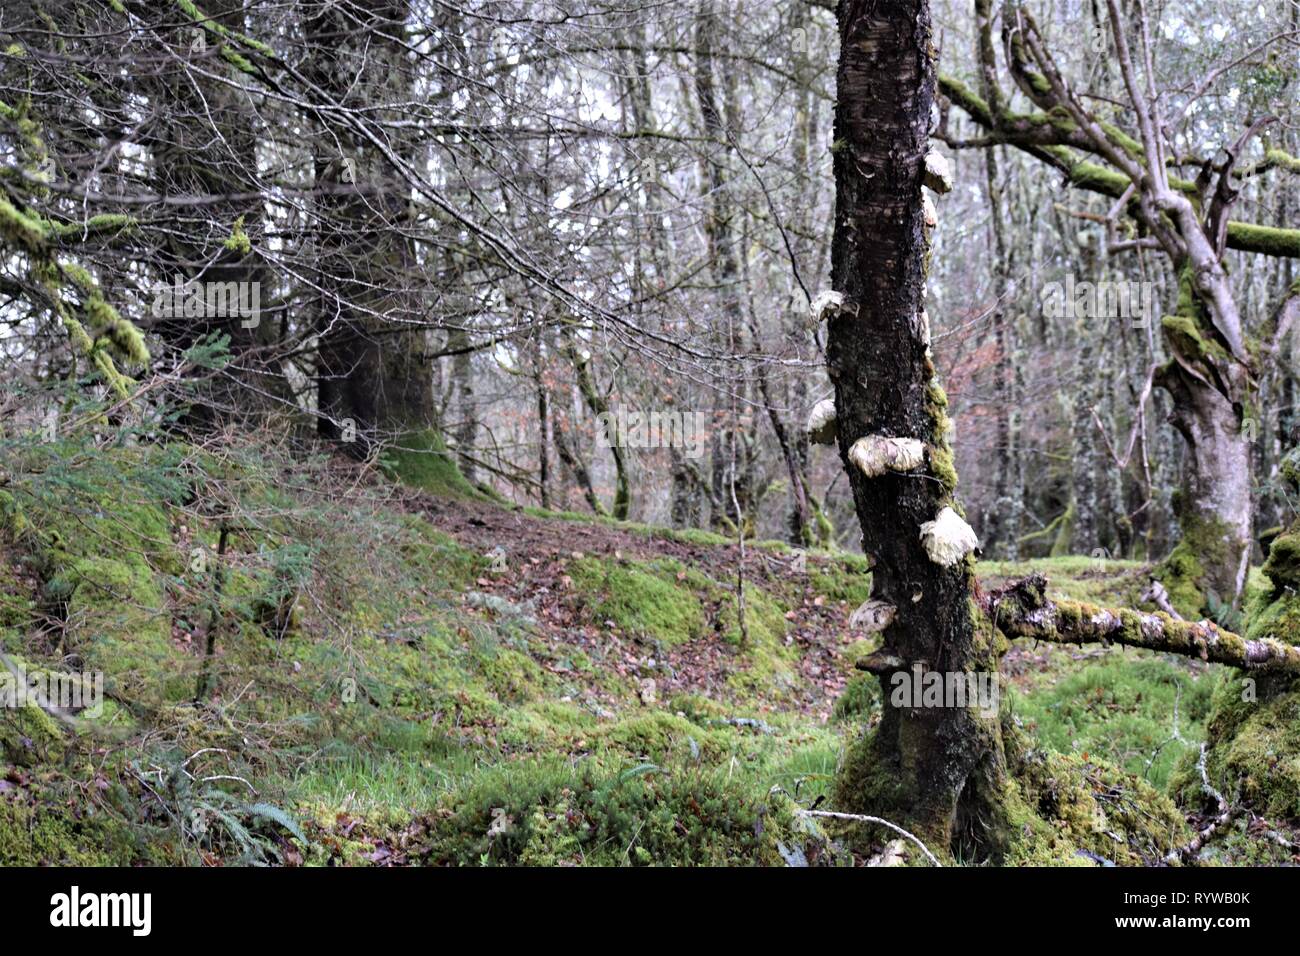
[827,0,1013,859]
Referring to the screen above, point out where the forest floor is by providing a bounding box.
[0,434,1294,865]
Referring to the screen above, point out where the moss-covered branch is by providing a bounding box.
[938,74,1300,259]
[982,573,1300,673]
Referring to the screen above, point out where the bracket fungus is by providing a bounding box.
[806,398,838,445]
[922,192,937,229]
[923,149,953,195]
[848,435,926,478]
[809,289,849,322]
[919,507,979,567]
[849,598,897,634]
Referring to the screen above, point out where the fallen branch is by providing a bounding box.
[1140,579,1185,621]
[1164,744,1235,865]
[982,573,1300,673]
[795,809,942,866]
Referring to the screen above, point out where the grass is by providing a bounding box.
[1007,652,1215,789]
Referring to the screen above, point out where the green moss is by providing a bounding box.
[1171,672,1300,819]
[397,516,484,593]
[1007,655,1211,788]
[415,757,807,866]
[1002,716,1191,866]
[594,712,728,763]
[809,557,873,604]
[473,646,543,702]
[1158,511,1238,619]
[928,445,958,496]
[0,798,138,865]
[0,700,64,766]
[568,557,705,647]
[0,196,48,253]
[1161,313,1228,366]
[381,429,480,498]
[49,214,134,239]
[832,674,880,722]
[1225,221,1300,259]
[223,215,252,255]
[1261,532,1300,592]
[710,581,798,699]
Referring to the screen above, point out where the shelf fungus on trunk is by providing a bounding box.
[849,597,897,633]
[806,398,838,445]
[919,506,979,567]
[810,289,853,322]
[923,148,952,195]
[922,192,937,229]
[848,434,926,478]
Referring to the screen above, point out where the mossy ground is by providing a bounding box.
[0,428,1295,865]
[1165,520,1300,827]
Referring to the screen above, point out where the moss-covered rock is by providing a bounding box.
[1005,739,1190,866]
[1260,532,1300,593]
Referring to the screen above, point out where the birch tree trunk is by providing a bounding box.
[828,0,1013,857]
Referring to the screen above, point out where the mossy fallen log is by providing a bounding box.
[980,573,1300,674]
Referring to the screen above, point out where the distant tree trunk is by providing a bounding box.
[149,0,289,426]
[1069,316,1100,553]
[447,326,478,484]
[306,0,434,456]
[566,338,630,520]
[552,412,604,516]
[693,1,749,532]
[533,334,551,510]
[980,146,1022,559]
[670,451,702,529]
[829,0,1013,857]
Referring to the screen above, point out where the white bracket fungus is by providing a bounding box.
[919,507,979,567]
[810,290,845,322]
[848,435,926,478]
[849,598,897,634]
[806,398,838,445]
[923,149,953,195]
[922,192,937,229]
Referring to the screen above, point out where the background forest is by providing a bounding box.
[0,0,1298,868]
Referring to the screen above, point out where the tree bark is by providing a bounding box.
[829,0,1013,858]
[150,0,290,427]
[307,1,434,456]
